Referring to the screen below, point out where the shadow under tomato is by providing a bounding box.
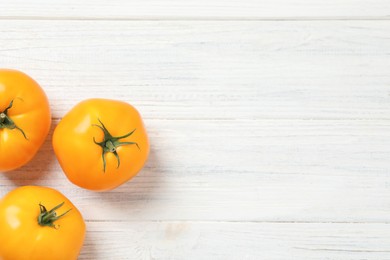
[2,119,58,187]
[93,140,165,206]
[78,225,99,260]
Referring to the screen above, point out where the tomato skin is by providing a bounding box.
[0,69,51,171]
[0,186,86,260]
[53,98,150,191]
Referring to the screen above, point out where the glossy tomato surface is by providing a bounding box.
[0,69,51,171]
[0,186,86,260]
[53,98,149,191]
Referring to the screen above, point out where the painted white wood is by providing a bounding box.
[81,222,390,259]
[0,10,389,260]
[1,119,390,223]
[0,0,390,19]
[0,21,389,120]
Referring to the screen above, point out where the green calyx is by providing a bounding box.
[0,99,27,139]
[93,119,140,172]
[37,202,72,229]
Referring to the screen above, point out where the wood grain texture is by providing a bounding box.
[0,21,390,120]
[0,14,389,260]
[81,222,390,260]
[1,119,390,222]
[0,0,390,19]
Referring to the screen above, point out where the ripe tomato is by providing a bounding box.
[0,186,86,260]
[0,69,51,171]
[53,98,149,191]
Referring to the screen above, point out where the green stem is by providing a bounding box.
[105,140,116,152]
[37,202,72,229]
[0,100,28,139]
[93,118,140,172]
[0,113,6,123]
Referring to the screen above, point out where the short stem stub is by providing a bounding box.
[0,113,6,124]
[37,202,72,229]
[105,140,116,153]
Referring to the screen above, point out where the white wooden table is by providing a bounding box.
[1,1,390,259]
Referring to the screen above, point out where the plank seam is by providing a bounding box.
[0,16,390,21]
[84,220,390,224]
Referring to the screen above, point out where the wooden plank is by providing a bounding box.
[0,21,389,222]
[1,119,389,222]
[0,21,389,120]
[0,0,390,19]
[81,222,390,259]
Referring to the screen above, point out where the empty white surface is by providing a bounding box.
[0,1,390,260]
[1,0,390,19]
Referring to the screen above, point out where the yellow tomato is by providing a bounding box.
[53,98,149,191]
[0,186,86,260]
[0,69,51,171]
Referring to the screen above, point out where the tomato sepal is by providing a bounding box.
[38,202,72,229]
[92,118,140,172]
[0,99,27,139]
